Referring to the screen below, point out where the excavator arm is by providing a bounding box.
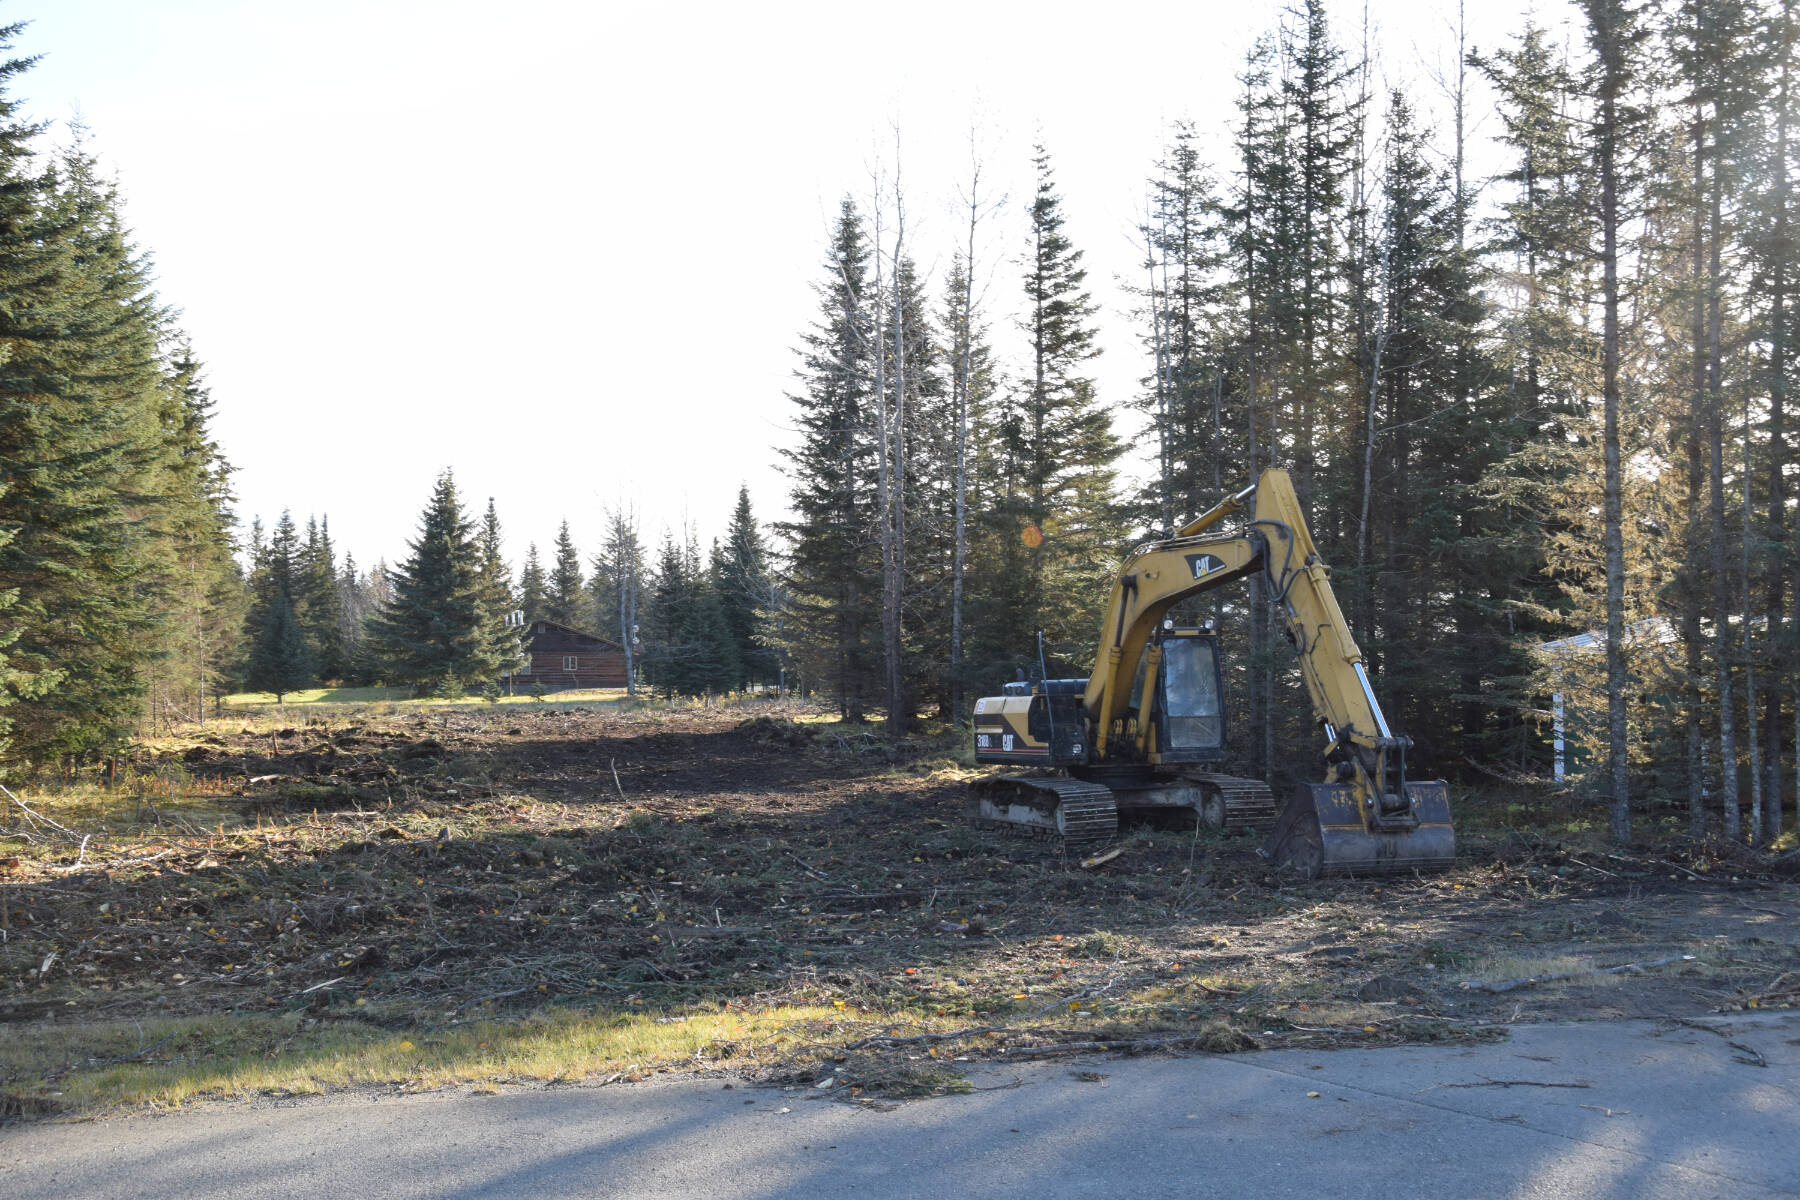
[1081,469,1454,876]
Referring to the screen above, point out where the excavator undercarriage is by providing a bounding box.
[967,769,1276,846]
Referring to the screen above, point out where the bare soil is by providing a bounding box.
[4,703,1797,1102]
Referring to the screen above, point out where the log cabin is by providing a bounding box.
[504,619,628,691]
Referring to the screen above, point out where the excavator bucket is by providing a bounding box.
[1260,782,1456,879]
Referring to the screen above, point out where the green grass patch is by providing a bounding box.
[11,993,1253,1114]
[223,687,628,708]
[2,1003,859,1113]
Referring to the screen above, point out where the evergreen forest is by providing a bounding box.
[773,0,1800,850]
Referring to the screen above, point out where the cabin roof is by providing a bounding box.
[524,619,624,653]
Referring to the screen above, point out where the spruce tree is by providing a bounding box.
[990,144,1119,671]
[1476,23,1592,436]
[518,543,548,624]
[1228,38,1290,780]
[137,338,242,723]
[0,95,178,759]
[345,559,396,685]
[635,527,741,699]
[692,542,744,695]
[1474,20,1603,778]
[719,485,772,689]
[479,501,516,618]
[1137,120,1232,529]
[776,198,880,718]
[368,471,505,697]
[0,487,54,756]
[1225,15,1359,778]
[1354,91,1495,752]
[1675,0,1758,841]
[298,516,347,682]
[547,520,586,627]
[246,590,313,703]
[887,256,955,711]
[242,511,313,696]
[642,531,692,698]
[1282,0,1359,511]
[479,499,524,678]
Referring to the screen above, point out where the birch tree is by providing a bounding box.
[593,503,646,697]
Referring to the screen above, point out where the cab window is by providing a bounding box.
[1161,638,1223,750]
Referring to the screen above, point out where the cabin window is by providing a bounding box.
[563,655,579,671]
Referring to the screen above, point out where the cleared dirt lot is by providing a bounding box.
[4,704,1796,1114]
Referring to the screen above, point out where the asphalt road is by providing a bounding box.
[4,1013,1796,1199]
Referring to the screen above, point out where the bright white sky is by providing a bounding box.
[16,0,1575,573]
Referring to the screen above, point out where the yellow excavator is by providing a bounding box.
[970,468,1455,878]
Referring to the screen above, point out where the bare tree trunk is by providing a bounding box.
[622,572,637,699]
[868,179,893,731]
[1358,238,1389,624]
[950,150,988,728]
[611,505,640,699]
[1742,382,1763,841]
[1707,137,1741,842]
[1349,4,1379,663]
[1766,0,1795,846]
[194,561,207,726]
[1211,371,1224,499]
[1246,243,1266,780]
[1448,0,1485,770]
[884,154,908,737]
[1595,12,1632,843]
[1685,113,1710,841]
[1148,206,1173,532]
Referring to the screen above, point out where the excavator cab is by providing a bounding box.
[1147,628,1226,762]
